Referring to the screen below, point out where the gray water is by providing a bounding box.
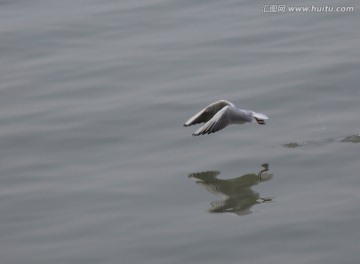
[1,0,360,263]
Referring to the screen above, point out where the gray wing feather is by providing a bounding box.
[184,100,234,126]
[192,106,231,136]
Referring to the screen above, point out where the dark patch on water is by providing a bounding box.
[340,134,360,143]
[283,134,360,148]
[283,142,305,148]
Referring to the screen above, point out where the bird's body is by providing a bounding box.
[184,100,269,136]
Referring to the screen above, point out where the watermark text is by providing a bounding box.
[262,5,355,13]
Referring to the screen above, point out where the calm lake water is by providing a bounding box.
[1,0,359,263]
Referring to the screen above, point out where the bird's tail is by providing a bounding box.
[252,112,269,125]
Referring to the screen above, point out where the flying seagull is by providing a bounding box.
[184,100,269,136]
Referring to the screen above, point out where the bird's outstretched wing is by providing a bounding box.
[192,106,232,136]
[184,100,234,126]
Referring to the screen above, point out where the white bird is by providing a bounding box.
[184,100,269,136]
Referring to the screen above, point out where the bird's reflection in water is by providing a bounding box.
[189,164,274,216]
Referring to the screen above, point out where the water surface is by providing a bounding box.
[1,0,359,263]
